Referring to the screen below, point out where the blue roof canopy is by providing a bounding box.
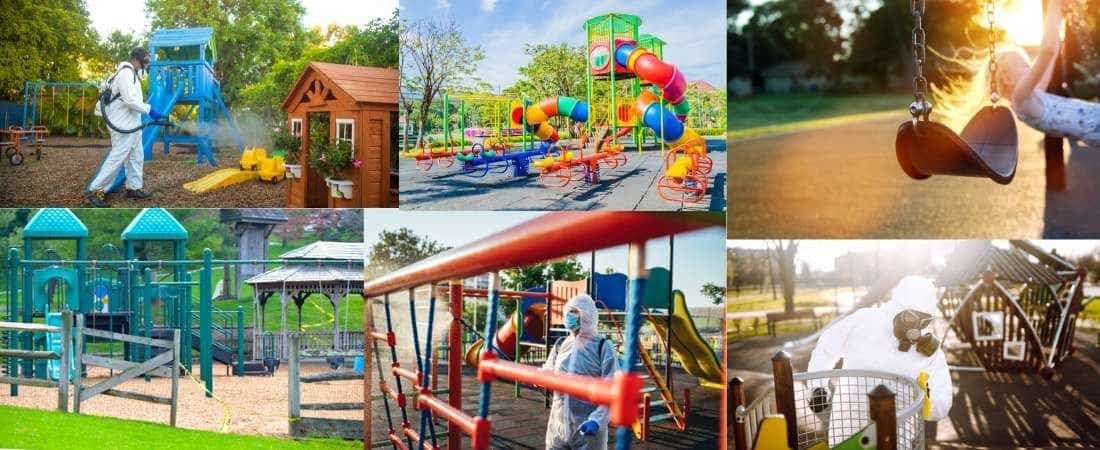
[122,208,189,241]
[24,209,88,239]
[150,27,213,47]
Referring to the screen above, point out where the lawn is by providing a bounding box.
[727,92,910,137]
[0,405,359,449]
[725,287,855,313]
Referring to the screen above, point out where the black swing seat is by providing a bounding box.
[896,106,1018,184]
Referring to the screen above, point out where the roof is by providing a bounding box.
[24,209,88,239]
[219,209,289,225]
[280,241,364,260]
[282,62,398,109]
[150,28,213,47]
[122,209,188,241]
[936,242,1063,286]
[245,264,362,286]
[689,80,718,93]
[762,61,812,78]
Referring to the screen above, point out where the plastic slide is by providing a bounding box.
[465,303,547,367]
[511,96,590,143]
[183,168,260,193]
[645,290,724,388]
[106,82,186,193]
[44,312,74,382]
[633,90,701,148]
[613,42,690,119]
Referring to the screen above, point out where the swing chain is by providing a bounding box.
[909,0,932,122]
[987,0,1000,104]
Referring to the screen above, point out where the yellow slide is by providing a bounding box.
[183,168,260,193]
[646,290,724,388]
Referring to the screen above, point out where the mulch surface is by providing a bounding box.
[0,137,283,207]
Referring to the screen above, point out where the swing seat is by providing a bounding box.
[895,106,1018,184]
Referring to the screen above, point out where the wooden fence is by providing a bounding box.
[0,311,72,411]
[288,332,364,440]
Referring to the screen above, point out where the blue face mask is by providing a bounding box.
[564,312,580,331]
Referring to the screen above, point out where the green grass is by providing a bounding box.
[0,404,359,449]
[725,288,846,313]
[1081,297,1100,331]
[727,93,910,136]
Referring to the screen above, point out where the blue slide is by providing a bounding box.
[44,313,74,382]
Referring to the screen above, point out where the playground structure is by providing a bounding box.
[934,240,1086,378]
[182,147,286,194]
[2,208,363,401]
[362,212,723,450]
[729,352,928,450]
[282,62,399,208]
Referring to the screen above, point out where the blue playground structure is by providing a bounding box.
[455,141,559,178]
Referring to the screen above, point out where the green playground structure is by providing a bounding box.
[2,208,361,397]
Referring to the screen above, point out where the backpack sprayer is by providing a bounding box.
[97,65,174,134]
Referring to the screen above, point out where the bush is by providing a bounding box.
[309,136,356,181]
[272,127,302,164]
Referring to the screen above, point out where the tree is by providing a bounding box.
[501,258,586,292]
[0,0,98,100]
[366,228,450,278]
[146,0,311,103]
[400,17,484,147]
[770,240,799,313]
[740,0,844,82]
[701,282,725,306]
[510,44,588,99]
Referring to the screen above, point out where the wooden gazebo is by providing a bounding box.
[282,62,398,208]
[245,241,364,358]
[935,241,1085,378]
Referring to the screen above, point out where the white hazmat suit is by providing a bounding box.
[543,294,618,450]
[89,62,151,193]
[807,276,953,448]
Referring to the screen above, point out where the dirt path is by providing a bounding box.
[728,112,1100,238]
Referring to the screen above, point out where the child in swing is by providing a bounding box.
[935,0,1100,147]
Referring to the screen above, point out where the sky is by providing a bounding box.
[400,0,727,90]
[364,210,725,308]
[727,240,1100,273]
[85,0,397,37]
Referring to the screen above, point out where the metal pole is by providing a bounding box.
[7,249,17,396]
[236,305,244,377]
[616,241,648,450]
[478,272,501,419]
[666,236,674,392]
[200,248,213,396]
[447,281,464,449]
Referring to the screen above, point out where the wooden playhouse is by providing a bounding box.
[282,62,398,208]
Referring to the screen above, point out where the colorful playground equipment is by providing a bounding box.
[0,125,49,165]
[182,147,285,193]
[730,352,929,450]
[102,27,246,193]
[934,240,1086,378]
[363,212,723,450]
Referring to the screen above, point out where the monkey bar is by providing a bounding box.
[363,212,721,450]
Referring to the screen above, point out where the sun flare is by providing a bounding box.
[992,0,1044,47]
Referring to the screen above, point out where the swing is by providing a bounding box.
[895,0,1018,184]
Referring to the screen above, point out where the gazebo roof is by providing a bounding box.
[936,241,1063,286]
[219,209,289,225]
[280,241,364,261]
[245,264,362,286]
[122,208,188,241]
[24,208,88,239]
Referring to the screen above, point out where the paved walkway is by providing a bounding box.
[398,138,726,211]
[728,112,1100,237]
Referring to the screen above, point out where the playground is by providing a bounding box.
[399,2,727,211]
[0,208,369,445]
[1,3,399,208]
[724,240,1100,449]
[727,0,1100,237]
[362,211,726,448]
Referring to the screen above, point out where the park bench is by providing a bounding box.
[764,310,821,337]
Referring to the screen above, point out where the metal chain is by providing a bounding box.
[987,0,1000,104]
[909,0,931,122]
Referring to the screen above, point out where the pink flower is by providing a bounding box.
[319,153,326,162]
[353,159,362,169]
[273,127,281,133]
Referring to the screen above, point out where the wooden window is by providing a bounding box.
[291,118,302,137]
[336,119,354,147]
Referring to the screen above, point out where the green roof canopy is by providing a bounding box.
[583,13,641,35]
[23,209,88,239]
[121,208,189,241]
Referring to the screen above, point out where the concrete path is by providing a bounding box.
[399,138,726,211]
[728,112,1100,237]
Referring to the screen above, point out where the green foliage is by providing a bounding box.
[25,84,103,137]
[511,43,588,100]
[0,0,97,100]
[307,120,355,181]
[741,0,844,78]
[366,228,450,279]
[501,257,586,292]
[401,17,485,146]
[700,282,725,306]
[272,127,302,164]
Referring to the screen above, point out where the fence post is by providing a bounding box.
[868,384,897,450]
[729,377,747,450]
[771,351,796,449]
[288,333,300,435]
[171,328,180,427]
[58,310,71,412]
[200,248,213,397]
[236,305,245,377]
[73,314,84,414]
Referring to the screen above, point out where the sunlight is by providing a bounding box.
[993,0,1045,47]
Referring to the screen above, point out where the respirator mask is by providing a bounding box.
[893,309,939,356]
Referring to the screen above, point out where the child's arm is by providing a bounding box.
[1013,0,1063,103]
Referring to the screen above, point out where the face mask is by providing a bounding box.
[893,309,939,356]
[564,311,580,331]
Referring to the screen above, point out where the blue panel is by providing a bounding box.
[593,272,629,310]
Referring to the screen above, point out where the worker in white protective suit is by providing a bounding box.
[806,276,953,448]
[543,294,618,450]
[86,47,164,207]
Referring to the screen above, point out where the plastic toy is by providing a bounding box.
[0,125,49,165]
[183,147,284,193]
